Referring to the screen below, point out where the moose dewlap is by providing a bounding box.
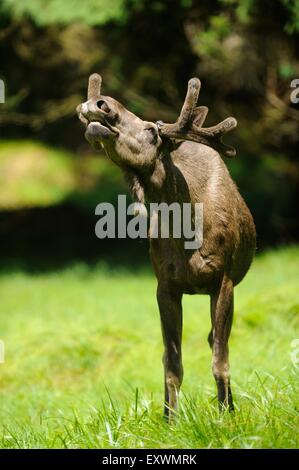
[77,73,256,420]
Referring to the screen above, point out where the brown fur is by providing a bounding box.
[77,74,256,420]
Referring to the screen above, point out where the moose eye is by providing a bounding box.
[96,100,110,113]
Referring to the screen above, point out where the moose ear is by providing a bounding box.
[88,73,102,100]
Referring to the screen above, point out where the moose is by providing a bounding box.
[77,74,256,420]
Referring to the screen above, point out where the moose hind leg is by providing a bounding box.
[157,284,183,421]
[210,275,234,411]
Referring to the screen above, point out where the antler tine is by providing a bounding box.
[177,77,201,129]
[193,116,237,158]
[158,77,237,158]
[76,73,102,125]
[88,73,102,100]
[195,116,237,137]
[159,78,201,137]
[192,106,209,128]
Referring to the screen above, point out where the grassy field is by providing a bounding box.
[0,246,298,448]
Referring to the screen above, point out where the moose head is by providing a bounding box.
[77,74,237,174]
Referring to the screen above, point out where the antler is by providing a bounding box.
[77,73,102,126]
[87,73,102,100]
[158,78,237,158]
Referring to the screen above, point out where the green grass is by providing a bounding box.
[0,246,298,448]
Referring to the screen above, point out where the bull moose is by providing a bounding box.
[77,74,256,420]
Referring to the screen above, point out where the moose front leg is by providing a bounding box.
[157,284,183,422]
[210,274,234,411]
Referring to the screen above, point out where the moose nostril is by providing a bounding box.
[96,100,110,113]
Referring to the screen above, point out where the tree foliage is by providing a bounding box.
[1,0,127,26]
[0,0,298,245]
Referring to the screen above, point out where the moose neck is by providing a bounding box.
[122,143,192,206]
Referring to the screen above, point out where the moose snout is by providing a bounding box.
[77,96,118,146]
[78,99,106,123]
